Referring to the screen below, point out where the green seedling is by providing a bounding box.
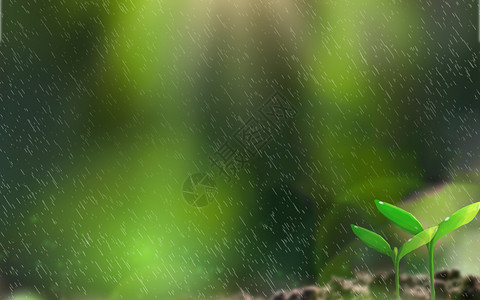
[375,200,480,300]
[351,224,437,300]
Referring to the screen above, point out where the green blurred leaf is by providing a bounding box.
[432,202,480,244]
[351,224,392,257]
[398,226,437,259]
[375,199,423,235]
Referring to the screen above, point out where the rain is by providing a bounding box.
[1,0,480,299]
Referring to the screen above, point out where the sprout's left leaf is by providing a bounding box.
[351,224,392,257]
[398,226,437,260]
[432,202,480,244]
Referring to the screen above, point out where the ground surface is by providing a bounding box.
[215,270,480,300]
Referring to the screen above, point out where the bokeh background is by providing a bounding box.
[1,0,480,299]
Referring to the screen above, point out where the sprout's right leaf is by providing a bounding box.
[375,200,423,235]
[432,202,480,244]
[398,226,438,260]
[351,224,392,257]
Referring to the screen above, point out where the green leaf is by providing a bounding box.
[398,226,438,260]
[375,199,423,235]
[351,224,392,257]
[432,202,480,244]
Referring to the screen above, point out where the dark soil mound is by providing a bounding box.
[217,270,480,300]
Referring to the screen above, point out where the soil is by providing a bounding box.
[216,270,480,300]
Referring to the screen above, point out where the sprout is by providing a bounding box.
[351,224,437,300]
[375,200,480,300]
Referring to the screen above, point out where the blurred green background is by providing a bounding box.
[1,0,480,299]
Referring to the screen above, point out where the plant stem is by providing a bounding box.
[395,259,400,300]
[394,247,400,300]
[428,242,435,300]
